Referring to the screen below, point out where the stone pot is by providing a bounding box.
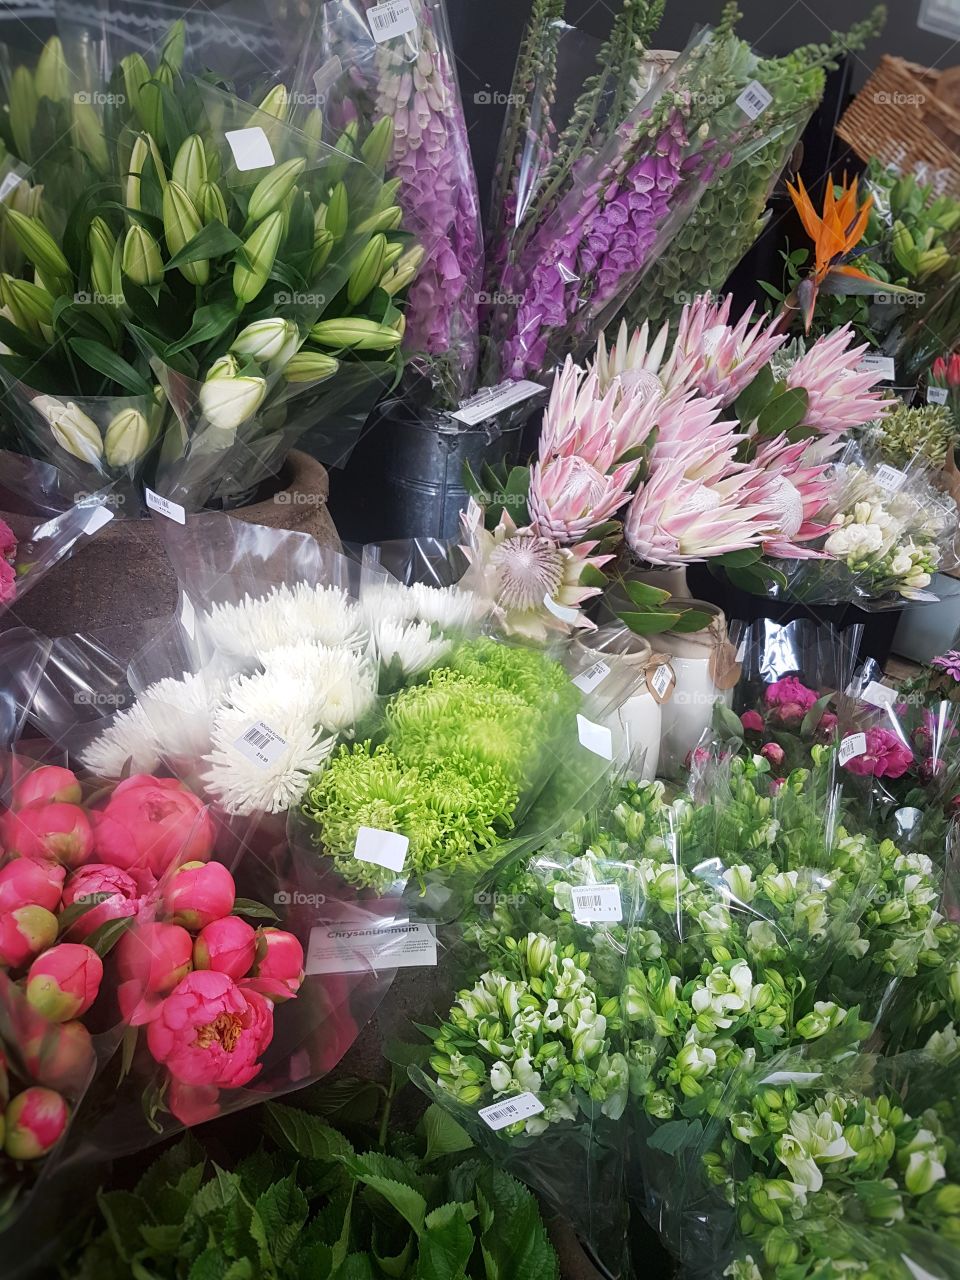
[1,450,338,637]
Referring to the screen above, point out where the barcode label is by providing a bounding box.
[234,720,289,766]
[145,487,186,524]
[861,680,898,709]
[306,921,436,974]
[875,463,906,492]
[354,826,409,874]
[367,0,417,42]
[927,386,949,405]
[577,714,613,760]
[650,664,673,699]
[573,660,610,693]
[858,354,896,382]
[839,732,867,765]
[571,883,622,923]
[452,379,544,426]
[479,1092,545,1131]
[736,80,773,120]
[224,126,276,171]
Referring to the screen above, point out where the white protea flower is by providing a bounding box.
[259,642,376,732]
[202,583,367,659]
[136,671,224,760]
[374,618,451,676]
[80,703,160,777]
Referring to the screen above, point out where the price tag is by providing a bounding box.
[367,0,417,42]
[451,379,544,426]
[573,660,610,694]
[83,504,114,535]
[875,463,906,493]
[571,883,622,923]
[479,1092,545,1131]
[649,663,674,701]
[225,126,276,171]
[144,487,186,524]
[234,721,288,767]
[576,714,613,760]
[857,354,896,382]
[759,1070,823,1086]
[354,826,409,874]
[927,385,949,405]
[736,80,773,120]
[839,732,867,765]
[861,680,898,709]
[306,921,436,974]
[543,594,580,624]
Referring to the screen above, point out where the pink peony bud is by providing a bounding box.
[26,943,103,1021]
[740,710,764,733]
[193,916,256,979]
[761,742,786,767]
[248,928,305,1002]
[948,794,960,817]
[91,775,214,877]
[23,1020,95,1095]
[162,861,235,931]
[4,1087,69,1159]
[13,766,82,810]
[116,921,193,1025]
[2,804,94,869]
[61,863,146,939]
[0,904,59,968]
[0,858,65,913]
[167,1078,220,1126]
[818,712,838,737]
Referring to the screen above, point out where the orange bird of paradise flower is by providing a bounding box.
[784,172,880,331]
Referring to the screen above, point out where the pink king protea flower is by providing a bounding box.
[663,294,788,408]
[594,320,673,401]
[745,434,837,559]
[786,325,891,437]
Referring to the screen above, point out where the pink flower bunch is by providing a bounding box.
[763,677,820,726]
[842,727,915,779]
[0,517,16,606]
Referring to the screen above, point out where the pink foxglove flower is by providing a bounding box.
[786,326,890,437]
[0,517,16,606]
[842,727,914,779]
[664,295,788,408]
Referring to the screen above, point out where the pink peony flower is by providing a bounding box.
[194,916,256,980]
[162,861,235,932]
[146,970,274,1088]
[167,1078,220,1126]
[0,559,15,605]
[3,1087,69,1159]
[61,863,147,939]
[0,904,59,968]
[0,858,65,913]
[764,677,819,726]
[2,803,94,868]
[0,517,16,560]
[818,712,838,737]
[13,766,82,810]
[117,922,193,1025]
[843,727,915,779]
[26,943,103,1021]
[761,742,786,768]
[22,1020,95,1095]
[740,710,764,733]
[247,928,305,1002]
[91,776,214,877]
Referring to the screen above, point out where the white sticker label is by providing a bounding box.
[543,593,580,624]
[927,385,949,405]
[857,354,896,382]
[875,463,907,492]
[573,660,611,694]
[759,1070,824,1086]
[861,680,898,709]
[576,714,613,760]
[479,1092,545,1131]
[234,721,288,767]
[736,80,773,120]
[571,883,623,924]
[650,664,673,699]
[839,732,868,765]
[306,921,436,974]
[367,0,417,42]
[354,825,409,874]
[451,379,544,426]
[83,504,114,535]
[225,126,276,172]
[144,487,186,524]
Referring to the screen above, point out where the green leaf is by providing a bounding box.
[578,563,608,589]
[421,1105,473,1164]
[57,897,104,933]
[616,610,683,636]
[138,1223,182,1254]
[251,1174,308,1268]
[623,580,672,609]
[645,1117,704,1155]
[164,301,240,357]
[717,547,763,568]
[68,339,153,397]
[86,914,134,958]
[264,1103,355,1162]
[800,691,835,738]
[187,1248,229,1280]
[734,362,776,426]
[668,609,714,635]
[756,386,809,438]
[713,702,745,741]
[415,1204,475,1280]
[338,1256,377,1280]
[232,897,279,922]
[0,315,50,359]
[165,220,244,272]
[190,1167,242,1219]
[352,1174,427,1236]
[97,1190,153,1262]
[477,1169,558,1280]
[374,1235,413,1278]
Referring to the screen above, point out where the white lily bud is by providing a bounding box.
[104,406,151,467]
[230,317,296,363]
[198,374,267,433]
[33,395,103,463]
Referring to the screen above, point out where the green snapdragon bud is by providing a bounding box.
[233,211,283,303]
[762,1228,799,1267]
[122,223,163,286]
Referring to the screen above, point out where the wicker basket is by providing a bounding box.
[837,55,960,194]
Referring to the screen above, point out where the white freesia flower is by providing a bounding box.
[80,703,160,777]
[202,583,367,660]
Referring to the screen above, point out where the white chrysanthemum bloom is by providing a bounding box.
[202,583,367,659]
[359,582,421,624]
[361,581,489,631]
[259,642,376,733]
[374,618,451,676]
[137,671,224,759]
[80,703,160,777]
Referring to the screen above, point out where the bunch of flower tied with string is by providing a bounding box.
[0,37,416,512]
[464,294,890,638]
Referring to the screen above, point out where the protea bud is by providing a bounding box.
[283,351,339,383]
[122,224,163,286]
[325,182,348,240]
[88,217,117,301]
[9,66,38,159]
[346,233,387,305]
[361,116,395,170]
[4,211,72,293]
[32,395,103,463]
[246,157,304,223]
[171,134,207,200]
[230,317,296,363]
[104,406,151,467]
[35,37,71,103]
[72,100,109,174]
[233,210,283,303]
[162,181,207,284]
[120,53,151,121]
[197,179,228,225]
[309,317,403,351]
